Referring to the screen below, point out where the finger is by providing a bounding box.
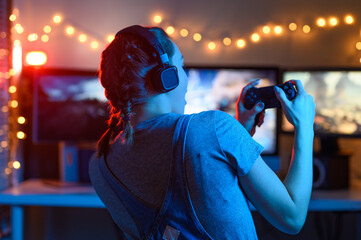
[289,79,306,95]
[274,86,290,108]
[240,79,261,99]
[257,111,265,127]
[252,101,265,114]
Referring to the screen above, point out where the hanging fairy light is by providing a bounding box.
[236,39,246,48]
[43,25,52,34]
[303,25,311,33]
[153,15,162,24]
[223,37,231,46]
[180,29,189,37]
[53,14,63,24]
[316,18,326,27]
[263,26,271,34]
[106,34,115,43]
[329,17,338,27]
[274,26,283,35]
[193,33,202,42]
[251,33,260,42]
[344,15,354,24]
[289,23,297,31]
[208,41,216,50]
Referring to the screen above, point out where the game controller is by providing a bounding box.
[244,81,297,110]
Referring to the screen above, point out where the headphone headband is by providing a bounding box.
[114,25,179,93]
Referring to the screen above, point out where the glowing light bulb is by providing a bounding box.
[18,116,26,124]
[5,168,11,175]
[90,41,99,49]
[166,26,175,35]
[236,39,246,48]
[251,33,260,42]
[107,35,115,43]
[25,51,47,66]
[13,161,21,169]
[43,25,52,33]
[65,26,75,35]
[15,24,24,34]
[329,17,338,26]
[1,106,8,113]
[28,33,38,42]
[17,131,25,139]
[274,26,282,35]
[153,15,162,24]
[356,42,361,50]
[317,18,326,27]
[263,26,271,34]
[345,15,354,24]
[78,34,87,43]
[41,35,49,42]
[9,14,16,22]
[193,33,202,42]
[303,25,311,33]
[9,86,17,93]
[180,29,189,37]
[289,23,297,31]
[1,141,8,148]
[10,100,18,108]
[9,69,15,76]
[223,37,231,46]
[53,15,62,24]
[208,42,216,50]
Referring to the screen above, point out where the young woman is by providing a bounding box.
[89,25,315,239]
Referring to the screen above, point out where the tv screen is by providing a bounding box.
[184,67,279,155]
[33,69,109,142]
[282,69,361,137]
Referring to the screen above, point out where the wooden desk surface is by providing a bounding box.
[2,179,361,211]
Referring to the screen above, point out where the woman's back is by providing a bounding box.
[90,110,263,239]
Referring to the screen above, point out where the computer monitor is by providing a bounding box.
[184,66,279,155]
[33,68,109,143]
[282,69,361,152]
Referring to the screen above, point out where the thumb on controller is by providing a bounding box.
[251,101,265,116]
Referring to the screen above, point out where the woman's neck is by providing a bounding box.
[132,94,171,125]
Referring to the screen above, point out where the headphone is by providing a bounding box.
[116,25,179,93]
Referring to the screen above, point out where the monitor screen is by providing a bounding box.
[282,69,361,137]
[184,67,279,155]
[33,69,109,142]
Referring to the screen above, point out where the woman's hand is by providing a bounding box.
[236,79,265,136]
[274,80,315,131]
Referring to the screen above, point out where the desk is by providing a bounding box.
[0,179,104,240]
[1,180,361,240]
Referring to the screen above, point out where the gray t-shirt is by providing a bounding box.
[89,110,263,239]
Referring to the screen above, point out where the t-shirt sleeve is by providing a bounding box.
[214,110,264,176]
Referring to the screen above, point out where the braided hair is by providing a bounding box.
[96,27,174,158]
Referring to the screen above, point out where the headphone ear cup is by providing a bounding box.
[152,66,179,93]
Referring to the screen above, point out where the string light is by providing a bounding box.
[289,23,297,31]
[12,161,21,170]
[4,168,11,175]
[180,29,189,37]
[1,106,8,113]
[223,37,231,46]
[356,42,361,50]
[78,34,87,43]
[16,131,25,140]
[10,100,18,108]
[43,25,52,34]
[345,15,354,24]
[166,26,175,35]
[329,17,338,26]
[193,33,202,42]
[208,41,216,50]
[107,35,115,43]
[41,35,49,42]
[17,116,26,124]
[263,26,271,34]
[53,14,62,24]
[14,24,24,34]
[303,25,311,33]
[65,26,75,36]
[9,86,17,93]
[251,33,260,42]
[9,14,16,22]
[236,39,246,48]
[1,141,8,148]
[90,41,99,49]
[274,26,283,35]
[316,18,326,27]
[28,33,38,42]
[153,15,162,24]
